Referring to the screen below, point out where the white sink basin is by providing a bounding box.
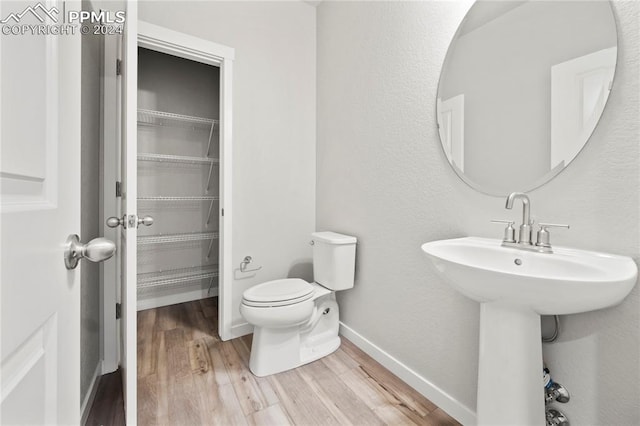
[421,237,637,425]
[421,237,637,315]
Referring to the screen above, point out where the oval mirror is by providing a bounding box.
[437,0,618,196]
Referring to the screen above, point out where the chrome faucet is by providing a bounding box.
[505,192,533,244]
[492,192,569,254]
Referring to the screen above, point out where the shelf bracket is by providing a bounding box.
[206,235,216,260]
[206,198,216,226]
[206,161,214,192]
[207,275,215,295]
[206,122,216,157]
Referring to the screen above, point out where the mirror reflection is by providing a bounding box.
[437,0,617,195]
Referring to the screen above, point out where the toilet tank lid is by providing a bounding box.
[311,231,357,245]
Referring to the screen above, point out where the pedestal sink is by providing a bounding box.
[421,237,637,425]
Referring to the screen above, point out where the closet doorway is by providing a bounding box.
[136,47,221,310]
[102,19,234,423]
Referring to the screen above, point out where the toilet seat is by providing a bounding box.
[242,278,315,307]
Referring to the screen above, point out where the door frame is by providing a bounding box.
[100,26,122,375]
[100,20,235,380]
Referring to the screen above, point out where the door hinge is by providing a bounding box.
[116,59,122,76]
[115,181,122,197]
[115,303,122,319]
[221,208,224,217]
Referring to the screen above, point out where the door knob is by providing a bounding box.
[106,215,125,228]
[107,215,153,228]
[64,234,116,270]
[137,215,154,227]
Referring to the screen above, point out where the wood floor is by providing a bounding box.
[85,369,125,426]
[136,298,460,426]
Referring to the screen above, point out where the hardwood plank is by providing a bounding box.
[137,374,157,425]
[321,346,360,375]
[218,339,271,416]
[155,331,169,422]
[85,370,125,426]
[171,302,190,332]
[247,403,293,426]
[297,359,385,426]
[203,336,232,386]
[161,328,201,423]
[231,337,279,407]
[188,338,223,424]
[167,371,201,425]
[188,337,211,374]
[199,296,218,318]
[184,300,218,342]
[341,339,438,417]
[337,367,420,425]
[179,301,198,342]
[242,333,253,346]
[423,408,462,426]
[165,328,190,377]
[137,310,158,377]
[358,362,436,418]
[137,309,156,341]
[138,330,159,378]
[268,369,342,426]
[155,305,177,331]
[374,405,423,426]
[216,382,250,426]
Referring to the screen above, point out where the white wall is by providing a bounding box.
[317,1,639,424]
[139,1,316,328]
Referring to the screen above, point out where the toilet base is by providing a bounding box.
[249,326,340,377]
[247,292,341,377]
[301,335,341,366]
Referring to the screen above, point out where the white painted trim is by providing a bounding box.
[122,2,138,423]
[138,21,234,64]
[100,25,120,377]
[338,322,476,425]
[218,59,233,342]
[137,288,219,311]
[80,361,103,426]
[230,322,254,340]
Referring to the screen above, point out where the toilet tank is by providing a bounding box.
[311,231,357,291]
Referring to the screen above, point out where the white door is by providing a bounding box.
[0,0,81,424]
[120,2,138,423]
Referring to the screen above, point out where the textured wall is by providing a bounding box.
[317,1,639,423]
[80,0,102,405]
[139,1,316,327]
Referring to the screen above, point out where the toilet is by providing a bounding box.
[240,231,357,377]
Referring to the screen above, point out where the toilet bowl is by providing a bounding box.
[240,231,356,377]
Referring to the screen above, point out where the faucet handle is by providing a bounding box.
[538,223,570,228]
[536,223,570,248]
[491,220,516,243]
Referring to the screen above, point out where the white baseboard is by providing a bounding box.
[339,322,476,425]
[81,361,103,426]
[137,287,219,311]
[228,322,253,340]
